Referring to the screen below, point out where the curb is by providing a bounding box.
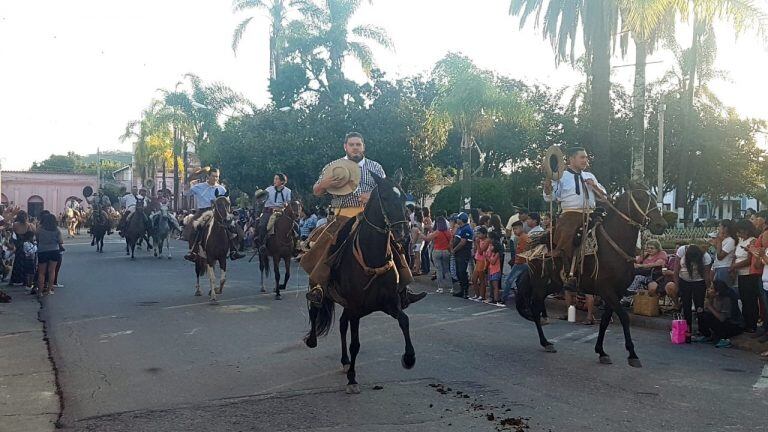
[0,285,59,432]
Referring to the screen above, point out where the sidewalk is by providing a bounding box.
[0,285,59,432]
[411,278,768,356]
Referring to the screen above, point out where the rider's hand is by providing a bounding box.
[542,180,552,194]
[322,175,348,190]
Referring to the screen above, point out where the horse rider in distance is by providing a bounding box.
[543,146,608,290]
[183,168,246,262]
[257,173,296,254]
[301,131,427,307]
[118,186,150,237]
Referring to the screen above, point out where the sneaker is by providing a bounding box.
[436,288,444,294]
[482,299,492,304]
[715,339,732,348]
[494,301,505,307]
[54,284,64,289]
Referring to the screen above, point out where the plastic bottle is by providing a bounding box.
[567,305,576,323]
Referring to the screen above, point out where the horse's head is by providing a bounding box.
[613,181,667,235]
[286,201,302,219]
[136,197,145,209]
[368,169,408,241]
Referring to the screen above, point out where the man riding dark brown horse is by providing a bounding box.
[300,132,425,308]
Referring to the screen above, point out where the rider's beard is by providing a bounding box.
[347,153,364,163]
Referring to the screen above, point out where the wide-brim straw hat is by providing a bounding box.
[322,159,361,196]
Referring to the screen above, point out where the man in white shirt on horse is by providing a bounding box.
[257,173,292,252]
[543,147,607,290]
[183,169,245,261]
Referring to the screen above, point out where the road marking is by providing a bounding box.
[217,304,269,313]
[472,308,506,316]
[185,328,201,335]
[162,290,306,310]
[754,365,768,390]
[549,329,591,343]
[575,331,603,343]
[60,315,121,326]
[99,330,133,338]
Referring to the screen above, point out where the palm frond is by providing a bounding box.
[348,41,375,77]
[351,24,394,50]
[233,0,267,13]
[232,17,255,54]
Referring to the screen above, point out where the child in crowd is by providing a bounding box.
[21,230,37,291]
[485,231,504,306]
[470,226,489,301]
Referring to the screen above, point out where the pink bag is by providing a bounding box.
[670,313,688,344]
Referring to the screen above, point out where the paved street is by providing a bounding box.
[39,235,768,431]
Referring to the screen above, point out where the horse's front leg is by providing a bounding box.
[273,257,282,300]
[207,264,218,302]
[194,262,202,296]
[595,304,614,364]
[396,311,415,369]
[305,306,319,348]
[216,259,227,296]
[282,257,291,291]
[533,300,556,352]
[346,317,361,394]
[340,310,350,372]
[166,238,172,259]
[614,302,641,367]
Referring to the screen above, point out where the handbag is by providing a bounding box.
[632,290,660,317]
[670,313,688,344]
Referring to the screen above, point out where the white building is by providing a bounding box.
[661,190,761,221]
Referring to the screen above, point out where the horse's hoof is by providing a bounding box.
[599,355,613,365]
[304,336,317,348]
[260,288,267,293]
[628,358,643,368]
[342,364,350,374]
[167,256,172,260]
[194,291,202,297]
[274,294,282,300]
[209,298,219,305]
[401,354,416,370]
[544,344,557,353]
[130,257,135,261]
[345,384,360,394]
[214,288,222,295]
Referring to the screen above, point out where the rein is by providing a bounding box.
[596,189,660,264]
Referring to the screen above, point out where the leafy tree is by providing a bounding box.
[30,152,81,172]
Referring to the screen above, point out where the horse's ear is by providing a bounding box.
[215,189,220,198]
[224,190,229,198]
[392,168,404,187]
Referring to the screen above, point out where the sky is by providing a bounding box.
[1,0,767,171]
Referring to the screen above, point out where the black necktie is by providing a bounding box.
[276,189,284,203]
[567,169,589,199]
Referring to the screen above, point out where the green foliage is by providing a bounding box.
[431,174,543,222]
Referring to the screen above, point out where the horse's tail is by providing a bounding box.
[514,266,536,322]
[259,250,270,277]
[309,295,335,338]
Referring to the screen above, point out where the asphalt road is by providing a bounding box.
[42,234,768,431]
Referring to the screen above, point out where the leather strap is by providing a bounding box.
[597,223,635,263]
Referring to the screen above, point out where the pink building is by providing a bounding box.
[0,171,97,219]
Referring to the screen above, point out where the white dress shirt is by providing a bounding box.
[188,183,227,209]
[544,169,606,210]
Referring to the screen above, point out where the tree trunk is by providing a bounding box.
[589,0,612,184]
[173,126,180,211]
[182,141,189,210]
[675,15,702,220]
[162,158,167,193]
[631,39,647,182]
[460,131,472,211]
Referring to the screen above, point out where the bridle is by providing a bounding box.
[361,185,409,237]
[603,188,661,230]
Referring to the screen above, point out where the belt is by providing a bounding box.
[561,208,593,213]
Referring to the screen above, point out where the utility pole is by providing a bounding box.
[96,147,101,190]
[461,132,472,212]
[657,103,665,206]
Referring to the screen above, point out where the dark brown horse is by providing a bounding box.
[91,210,110,253]
[124,199,148,260]
[515,183,667,367]
[191,192,232,303]
[304,170,418,394]
[258,201,301,300]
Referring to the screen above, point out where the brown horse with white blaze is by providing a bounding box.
[191,191,233,303]
[258,201,301,300]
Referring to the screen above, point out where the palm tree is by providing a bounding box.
[510,0,619,181]
[428,54,531,210]
[232,0,289,80]
[674,0,767,215]
[291,0,394,98]
[618,0,687,181]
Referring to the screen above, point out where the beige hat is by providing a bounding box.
[321,159,361,196]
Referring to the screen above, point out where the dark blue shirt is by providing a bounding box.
[453,224,474,256]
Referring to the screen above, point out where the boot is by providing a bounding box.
[306,285,324,306]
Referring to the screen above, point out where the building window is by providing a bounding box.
[0,193,8,206]
[698,203,709,219]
